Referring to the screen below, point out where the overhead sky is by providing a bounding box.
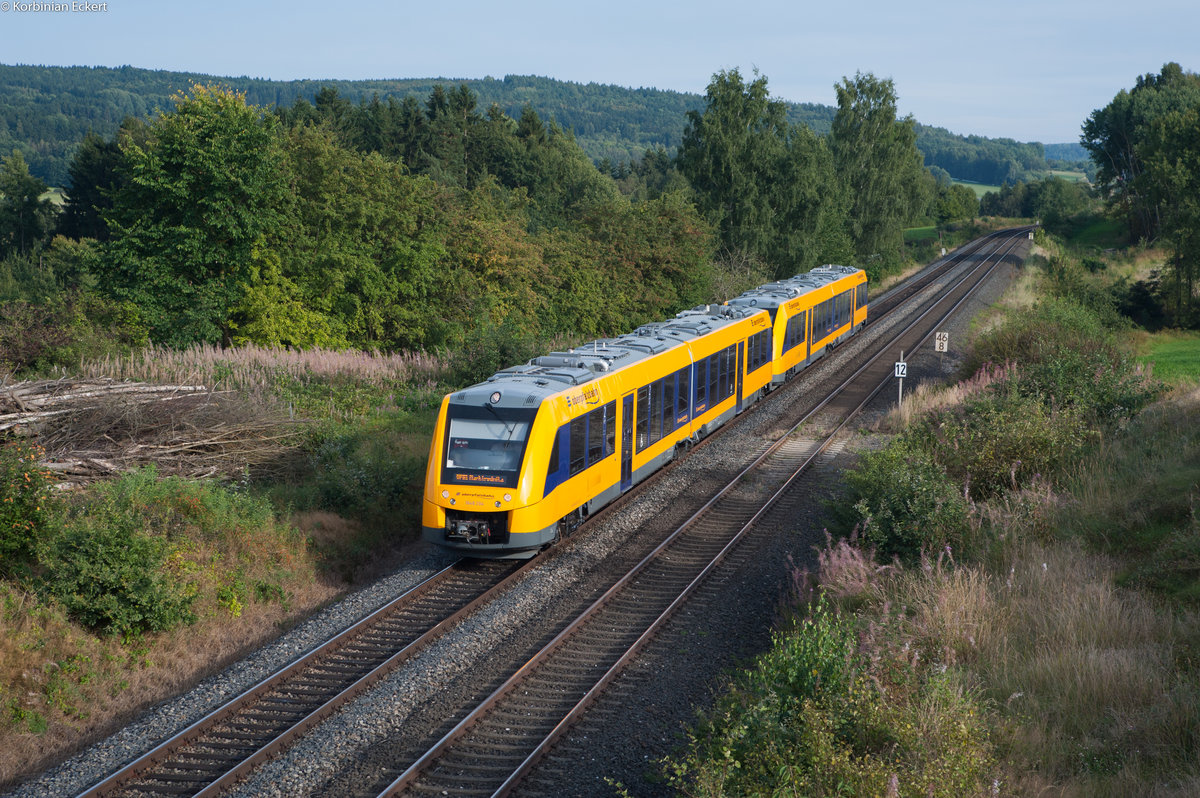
[0,0,1194,144]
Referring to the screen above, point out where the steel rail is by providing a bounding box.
[71,227,1029,798]
[377,230,1028,797]
[76,559,528,798]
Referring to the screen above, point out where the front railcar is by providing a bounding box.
[422,385,559,558]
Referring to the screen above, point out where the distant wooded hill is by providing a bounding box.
[0,63,1078,188]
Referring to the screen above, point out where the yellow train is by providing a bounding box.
[422,264,868,558]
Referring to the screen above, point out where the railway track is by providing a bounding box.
[72,228,1029,798]
[371,231,1029,797]
[77,560,525,798]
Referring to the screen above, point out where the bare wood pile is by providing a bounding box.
[1,378,304,484]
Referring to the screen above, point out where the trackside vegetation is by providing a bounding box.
[0,66,988,786]
[664,228,1200,795]
[667,61,1200,786]
[0,60,1196,791]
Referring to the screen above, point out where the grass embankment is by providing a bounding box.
[1137,331,1200,386]
[78,344,456,577]
[0,342,484,786]
[0,458,333,785]
[668,245,1200,795]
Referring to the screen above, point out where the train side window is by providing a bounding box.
[725,346,736,398]
[712,351,723,403]
[546,429,560,481]
[677,366,690,421]
[587,408,603,466]
[695,359,707,409]
[716,349,726,402]
[710,353,720,405]
[636,385,649,452]
[662,376,676,435]
[569,417,587,476]
[604,401,615,457]
[648,380,663,445]
[755,330,769,369]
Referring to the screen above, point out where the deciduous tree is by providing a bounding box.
[829,72,928,276]
[99,84,292,346]
[0,150,56,257]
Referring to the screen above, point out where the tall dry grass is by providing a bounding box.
[816,531,1200,796]
[77,343,451,406]
[875,361,1019,432]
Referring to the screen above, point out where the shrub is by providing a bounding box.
[37,510,196,638]
[34,467,300,637]
[304,419,426,524]
[0,294,147,378]
[911,384,1089,500]
[964,297,1162,425]
[842,441,970,562]
[0,439,54,576]
[668,595,996,797]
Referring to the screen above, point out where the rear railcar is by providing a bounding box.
[727,264,868,387]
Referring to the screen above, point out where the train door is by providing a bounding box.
[806,308,813,361]
[620,392,634,492]
[735,341,745,413]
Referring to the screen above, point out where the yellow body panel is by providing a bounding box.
[423,266,868,556]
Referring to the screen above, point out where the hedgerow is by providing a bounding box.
[0,439,54,577]
[842,442,969,561]
[667,596,995,797]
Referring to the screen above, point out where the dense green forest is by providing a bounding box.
[0,66,989,366]
[0,63,1069,188]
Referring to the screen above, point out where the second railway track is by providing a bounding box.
[65,228,1030,798]
[369,231,1029,797]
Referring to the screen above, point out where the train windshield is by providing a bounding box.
[441,404,537,488]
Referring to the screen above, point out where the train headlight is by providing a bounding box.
[489,391,502,404]
[495,501,501,508]
[441,490,449,499]
[503,493,512,502]
[450,498,456,506]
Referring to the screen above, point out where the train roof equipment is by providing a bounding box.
[450,304,765,411]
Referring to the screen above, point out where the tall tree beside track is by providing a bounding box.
[676,68,848,277]
[1082,63,1200,244]
[279,124,450,349]
[0,150,55,258]
[829,72,929,277]
[99,85,293,347]
[1142,103,1200,320]
[1084,63,1200,322]
[58,131,126,242]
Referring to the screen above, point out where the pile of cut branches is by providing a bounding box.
[1,378,304,484]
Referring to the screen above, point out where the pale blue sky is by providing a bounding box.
[0,0,1194,143]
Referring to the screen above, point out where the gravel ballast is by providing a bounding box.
[6,242,1023,798]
